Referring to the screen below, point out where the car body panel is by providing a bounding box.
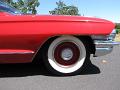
[0,15,115,35]
[0,12,115,63]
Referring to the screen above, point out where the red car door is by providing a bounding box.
[0,13,42,63]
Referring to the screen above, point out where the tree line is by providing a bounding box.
[1,0,40,14]
[1,0,79,15]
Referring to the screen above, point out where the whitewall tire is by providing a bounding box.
[43,36,89,76]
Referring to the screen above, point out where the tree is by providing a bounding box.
[2,0,11,3]
[115,23,120,34]
[116,23,120,29]
[3,0,40,14]
[49,0,80,15]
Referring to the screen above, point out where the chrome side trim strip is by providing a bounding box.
[79,20,105,23]
[0,50,34,54]
[95,41,120,46]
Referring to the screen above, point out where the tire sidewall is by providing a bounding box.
[43,36,89,76]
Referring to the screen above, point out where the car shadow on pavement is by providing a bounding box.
[0,59,100,78]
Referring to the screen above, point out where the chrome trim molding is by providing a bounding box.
[95,47,113,57]
[94,41,120,57]
[0,51,34,54]
[95,41,120,46]
[91,29,117,41]
[107,29,117,41]
[79,20,105,23]
[93,29,120,57]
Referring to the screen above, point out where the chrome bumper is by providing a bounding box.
[94,41,120,57]
[93,29,120,57]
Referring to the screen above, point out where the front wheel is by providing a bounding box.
[43,36,90,76]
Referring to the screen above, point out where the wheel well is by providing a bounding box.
[32,35,95,63]
[76,36,95,54]
[32,36,58,63]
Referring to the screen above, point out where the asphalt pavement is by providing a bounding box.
[0,46,120,90]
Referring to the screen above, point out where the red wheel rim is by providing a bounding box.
[54,42,80,66]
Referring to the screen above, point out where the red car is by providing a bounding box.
[0,1,119,75]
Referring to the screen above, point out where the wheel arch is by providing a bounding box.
[76,36,95,54]
[32,35,95,63]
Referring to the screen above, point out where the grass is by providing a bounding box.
[116,29,120,34]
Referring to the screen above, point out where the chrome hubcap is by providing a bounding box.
[61,48,73,61]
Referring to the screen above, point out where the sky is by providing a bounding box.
[37,0,120,23]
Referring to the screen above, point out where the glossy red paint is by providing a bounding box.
[0,12,11,16]
[0,13,115,63]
